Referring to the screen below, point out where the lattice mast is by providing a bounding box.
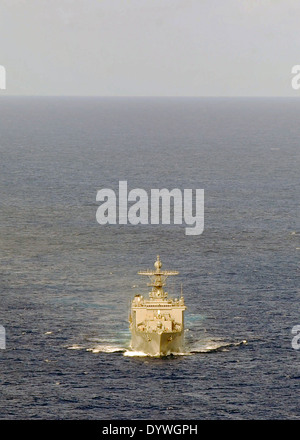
[138,255,179,300]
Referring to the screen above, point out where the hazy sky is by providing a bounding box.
[1,0,300,96]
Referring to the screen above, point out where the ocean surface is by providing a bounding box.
[0,97,299,420]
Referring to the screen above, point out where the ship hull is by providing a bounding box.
[130,328,184,357]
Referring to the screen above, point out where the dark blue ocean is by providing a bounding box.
[0,97,299,419]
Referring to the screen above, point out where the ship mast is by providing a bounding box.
[138,255,178,300]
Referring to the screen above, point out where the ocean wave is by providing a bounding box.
[87,344,126,353]
[67,339,247,356]
[67,344,85,350]
[189,339,247,353]
[123,340,247,357]
[123,350,148,357]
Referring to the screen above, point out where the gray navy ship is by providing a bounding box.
[129,256,186,356]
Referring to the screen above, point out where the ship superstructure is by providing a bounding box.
[129,256,186,356]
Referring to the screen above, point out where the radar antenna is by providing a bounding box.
[138,255,178,300]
